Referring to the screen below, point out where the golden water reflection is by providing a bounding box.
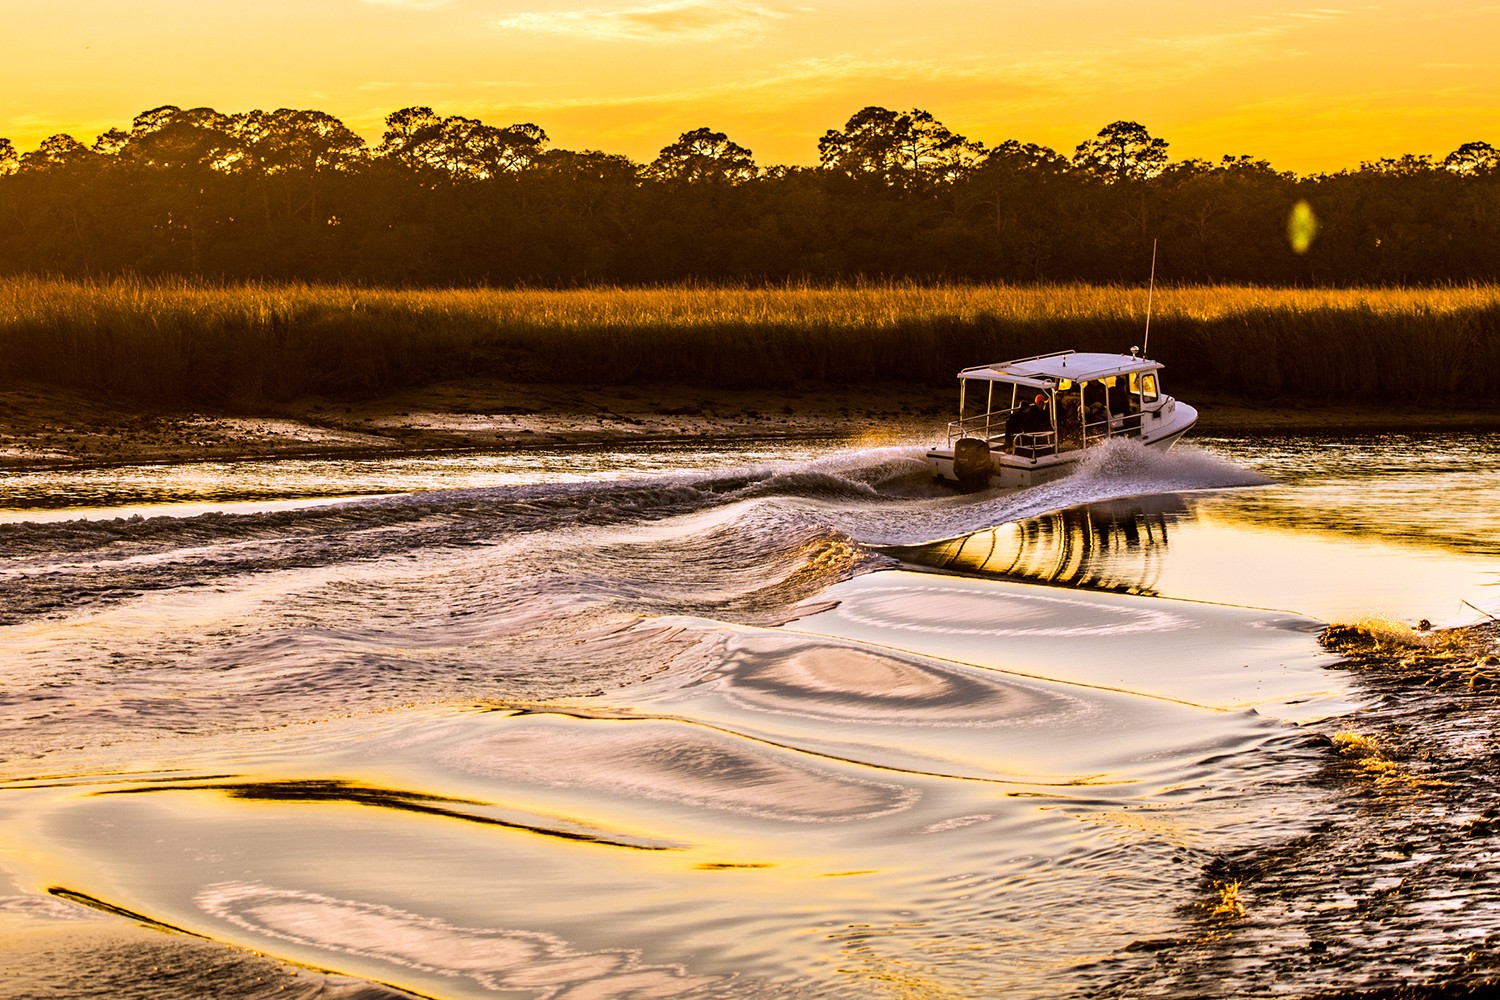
[886,492,1499,628]
[887,495,1185,596]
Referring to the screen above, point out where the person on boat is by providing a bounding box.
[1106,377,1139,432]
[1026,394,1052,432]
[1058,391,1084,448]
[1004,400,1030,443]
[1082,381,1107,424]
[1006,394,1049,452]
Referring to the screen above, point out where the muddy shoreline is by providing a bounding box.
[4,380,1499,472]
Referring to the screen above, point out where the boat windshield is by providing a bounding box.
[1130,371,1160,403]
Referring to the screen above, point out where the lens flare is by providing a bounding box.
[1288,199,1319,254]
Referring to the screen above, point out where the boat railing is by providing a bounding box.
[1010,429,1057,458]
[947,406,1145,454]
[1082,415,1112,446]
[960,350,1075,377]
[1000,349,1076,367]
[1080,412,1145,446]
[947,408,1017,445]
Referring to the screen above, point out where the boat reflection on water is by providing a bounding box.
[884,494,1193,596]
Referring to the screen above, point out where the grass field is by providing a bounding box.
[2,277,1498,407]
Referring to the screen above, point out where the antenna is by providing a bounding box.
[1140,238,1164,355]
[1142,239,1158,357]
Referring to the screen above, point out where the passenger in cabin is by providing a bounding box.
[1082,381,1107,427]
[1058,392,1084,447]
[1007,394,1050,451]
[1023,394,1052,433]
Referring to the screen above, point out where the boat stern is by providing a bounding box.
[927,438,995,485]
[925,447,959,482]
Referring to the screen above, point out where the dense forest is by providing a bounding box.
[2,105,1498,285]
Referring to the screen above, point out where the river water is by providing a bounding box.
[1,432,1498,999]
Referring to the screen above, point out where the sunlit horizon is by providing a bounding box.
[4,0,1499,174]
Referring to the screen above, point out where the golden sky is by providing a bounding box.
[3,0,1498,173]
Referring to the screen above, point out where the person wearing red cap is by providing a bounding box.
[1022,392,1052,434]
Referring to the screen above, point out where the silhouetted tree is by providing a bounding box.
[538,148,639,185]
[1444,141,1499,175]
[1073,121,1169,182]
[985,140,1069,173]
[92,128,130,156]
[374,107,545,178]
[818,107,982,185]
[0,138,16,176]
[238,109,367,174]
[19,134,96,171]
[435,117,546,176]
[646,127,757,183]
[122,106,240,171]
[495,123,548,173]
[374,106,446,171]
[1361,153,1436,177]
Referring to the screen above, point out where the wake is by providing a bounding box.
[770,439,1271,547]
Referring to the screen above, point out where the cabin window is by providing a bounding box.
[1129,372,1159,403]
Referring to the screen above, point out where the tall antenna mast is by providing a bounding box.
[1142,238,1158,357]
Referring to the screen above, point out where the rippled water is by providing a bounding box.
[1,433,1497,998]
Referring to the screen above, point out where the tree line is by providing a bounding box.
[2,105,1497,285]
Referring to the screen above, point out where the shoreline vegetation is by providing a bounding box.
[7,108,1498,472]
[3,277,1499,470]
[7,277,1500,403]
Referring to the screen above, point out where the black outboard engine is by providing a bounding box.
[952,437,991,489]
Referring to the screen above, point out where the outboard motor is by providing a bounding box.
[952,437,992,489]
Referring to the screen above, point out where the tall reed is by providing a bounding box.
[1,277,1496,407]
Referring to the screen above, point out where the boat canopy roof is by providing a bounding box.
[957,350,1163,389]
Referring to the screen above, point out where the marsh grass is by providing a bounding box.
[2,277,1498,407]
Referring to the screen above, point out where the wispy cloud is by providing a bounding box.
[1282,9,1349,20]
[460,56,979,120]
[356,78,540,94]
[494,0,791,43]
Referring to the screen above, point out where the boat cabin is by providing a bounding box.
[927,348,1197,487]
[946,350,1169,458]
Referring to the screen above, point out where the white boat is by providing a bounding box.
[925,349,1198,488]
